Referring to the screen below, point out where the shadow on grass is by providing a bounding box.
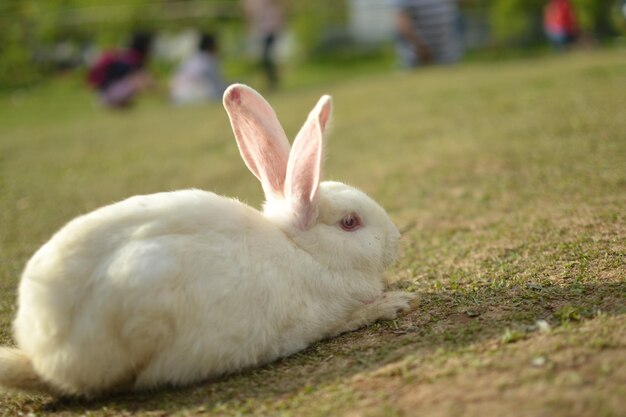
[27,280,626,415]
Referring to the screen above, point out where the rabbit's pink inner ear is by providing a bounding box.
[285,95,332,230]
[317,95,332,133]
[223,84,291,199]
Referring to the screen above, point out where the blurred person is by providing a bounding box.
[243,0,285,89]
[87,32,154,108]
[393,0,463,68]
[543,0,579,51]
[170,33,227,105]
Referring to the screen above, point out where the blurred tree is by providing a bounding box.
[573,0,618,36]
[290,0,348,58]
[489,0,547,44]
[0,1,40,87]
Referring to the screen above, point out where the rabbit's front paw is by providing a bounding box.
[330,291,415,336]
[374,291,415,320]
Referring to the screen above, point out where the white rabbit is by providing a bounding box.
[0,84,413,397]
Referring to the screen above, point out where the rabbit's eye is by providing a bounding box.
[340,213,362,232]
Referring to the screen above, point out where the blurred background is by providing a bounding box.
[1,0,625,97]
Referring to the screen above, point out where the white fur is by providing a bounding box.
[1,85,412,397]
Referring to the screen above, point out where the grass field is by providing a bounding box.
[0,49,625,416]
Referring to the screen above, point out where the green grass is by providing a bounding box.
[1,49,625,416]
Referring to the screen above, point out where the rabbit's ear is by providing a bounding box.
[285,95,332,230]
[223,84,290,200]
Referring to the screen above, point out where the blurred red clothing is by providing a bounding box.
[544,0,579,36]
[87,49,147,90]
